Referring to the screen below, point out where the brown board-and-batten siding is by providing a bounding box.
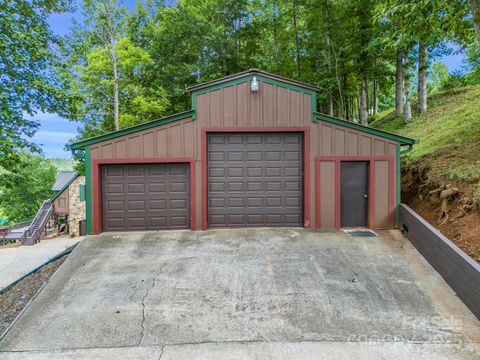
[85,72,403,234]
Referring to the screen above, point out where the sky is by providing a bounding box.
[33,2,468,159]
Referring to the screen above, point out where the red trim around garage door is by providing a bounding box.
[201,127,310,230]
[91,158,196,234]
[315,156,395,229]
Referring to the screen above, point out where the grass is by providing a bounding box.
[371,86,480,182]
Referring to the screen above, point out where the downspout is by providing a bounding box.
[396,143,416,226]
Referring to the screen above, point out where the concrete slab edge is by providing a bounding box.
[0,243,80,295]
[0,239,85,341]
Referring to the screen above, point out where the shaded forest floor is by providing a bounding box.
[372,86,480,263]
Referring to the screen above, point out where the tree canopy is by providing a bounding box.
[3,0,480,154]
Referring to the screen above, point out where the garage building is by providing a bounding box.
[70,69,416,234]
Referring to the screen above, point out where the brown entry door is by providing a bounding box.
[101,163,189,231]
[207,133,303,227]
[340,161,368,227]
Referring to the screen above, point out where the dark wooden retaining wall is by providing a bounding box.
[399,204,480,319]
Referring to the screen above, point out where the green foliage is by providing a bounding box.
[0,154,57,222]
[428,61,450,93]
[373,86,480,181]
[0,0,70,172]
[48,158,74,171]
[73,36,169,132]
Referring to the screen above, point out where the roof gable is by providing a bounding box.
[50,172,79,202]
[187,69,320,94]
[52,171,78,191]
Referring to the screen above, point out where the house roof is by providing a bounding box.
[52,171,78,192]
[187,68,320,94]
[50,171,80,202]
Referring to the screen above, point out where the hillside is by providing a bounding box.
[48,158,74,171]
[372,86,480,262]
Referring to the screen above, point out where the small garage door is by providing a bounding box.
[102,163,189,231]
[208,133,303,227]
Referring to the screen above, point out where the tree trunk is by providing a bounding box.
[372,78,378,114]
[292,0,301,78]
[272,0,280,72]
[345,96,350,120]
[109,34,120,131]
[328,96,334,116]
[472,0,480,44]
[360,78,368,125]
[395,48,403,116]
[404,57,412,123]
[417,43,428,113]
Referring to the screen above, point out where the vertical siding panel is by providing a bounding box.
[196,93,208,124]
[276,87,288,126]
[169,123,183,157]
[321,124,333,155]
[374,160,390,228]
[334,128,346,156]
[156,128,168,157]
[320,161,336,228]
[195,159,202,230]
[142,132,154,158]
[262,83,275,126]
[184,121,195,157]
[128,135,142,158]
[302,93,311,125]
[115,140,127,158]
[386,143,396,156]
[360,136,372,156]
[346,132,359,156]
[101,143,113,159]
[290,90,301,125]
[209,90,222,127]
[91,146,100,160]
[374,139,386,155]
[223,86,236,127]
[236,83,249,126]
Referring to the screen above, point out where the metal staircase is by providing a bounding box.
[22,200,53,246]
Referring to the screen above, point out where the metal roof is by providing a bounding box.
[187,68,320,93]
[52,171,78,192]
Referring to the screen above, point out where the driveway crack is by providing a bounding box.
[138,236,193,347]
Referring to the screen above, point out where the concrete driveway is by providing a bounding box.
[0,229,479,359]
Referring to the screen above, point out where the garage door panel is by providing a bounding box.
[170,182,187,193]
[127,183,145,194]
[207,133,303,228]
[128,200,145,211]
[106,183,124,194]
[127,166,144,176]
[149,183,166,193]
[102,163,189,231]
[107,218,125,229]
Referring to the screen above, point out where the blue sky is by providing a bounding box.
[34,2,468,159]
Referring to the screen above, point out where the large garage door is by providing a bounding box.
[208,133,303,227]
[102,163,189,231]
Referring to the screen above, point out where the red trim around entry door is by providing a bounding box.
[201,127,310,230]
[91,157,196,234]
[315,156,395,229]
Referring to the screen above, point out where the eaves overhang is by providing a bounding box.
[69,110,195,150]
[314,112,418,146]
